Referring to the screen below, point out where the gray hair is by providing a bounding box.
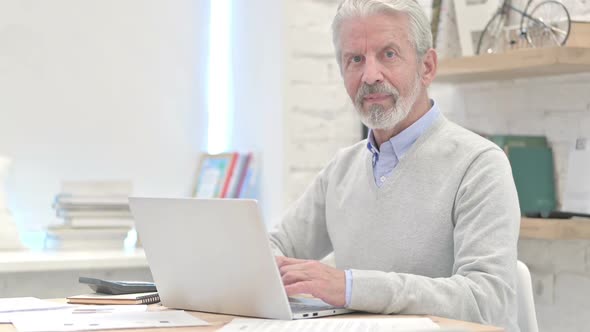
[332,0,433,65]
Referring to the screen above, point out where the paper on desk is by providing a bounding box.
[11,310,209,332]
[0,298,71,313]
[68,304,147,314]
[219,317,440,332]
[0,304,147,324]
[0,298,76,323]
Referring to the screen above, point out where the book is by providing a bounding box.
[233,153,252,198]
[238,154,258,199]
[226,154,247,199]
[55,205,131,212]
[507,146,556,215]
[46,227,130,240]
[67,292,160,305]
[53,195,130,207]
[219,153,239,198]
[57,209,133,219]
[192,152,259,199]
[53,181,133,218]
[67,217,135,229]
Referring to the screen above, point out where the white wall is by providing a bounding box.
[230,0,284,227]
[282,0,360,207]
[0,0,209,234]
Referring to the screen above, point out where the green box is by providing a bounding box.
[488,135,548,150]
[507,146,556,215]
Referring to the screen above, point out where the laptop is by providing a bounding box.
[129,197,354,320]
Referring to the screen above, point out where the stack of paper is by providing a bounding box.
[219,317,441,332]
[10,311,209,332]
[0,299,208,332]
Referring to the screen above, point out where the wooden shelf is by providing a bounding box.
[436,47,590,83]
[520,217,590,240]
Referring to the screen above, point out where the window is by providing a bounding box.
[207,0,233,154]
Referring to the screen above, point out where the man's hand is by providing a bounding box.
[275,256,346,307]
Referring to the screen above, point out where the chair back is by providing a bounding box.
[517,260,539,332]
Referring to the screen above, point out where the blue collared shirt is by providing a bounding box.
[366,100,441,186]
[344,100,440,307]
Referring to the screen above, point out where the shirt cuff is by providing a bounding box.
[344,269,353,307]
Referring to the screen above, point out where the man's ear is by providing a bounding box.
[420,48,437,87]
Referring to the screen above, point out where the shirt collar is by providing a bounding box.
[366,100,440,158]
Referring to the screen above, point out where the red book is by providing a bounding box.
[220,153,238,198]
[236,153,253,198]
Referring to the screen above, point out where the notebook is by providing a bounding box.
[67,292,160,305]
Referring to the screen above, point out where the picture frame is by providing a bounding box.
[193,153,238,198]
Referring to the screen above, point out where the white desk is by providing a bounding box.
[0,249,151,298]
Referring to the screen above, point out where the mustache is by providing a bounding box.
[355,83,399,105]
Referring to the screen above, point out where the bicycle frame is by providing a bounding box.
[501,0,567,35]
[477,0,571,54]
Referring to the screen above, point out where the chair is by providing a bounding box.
[517,260,539,332]
[321,252,336,267]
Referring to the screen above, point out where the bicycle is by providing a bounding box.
[476,0,571,55]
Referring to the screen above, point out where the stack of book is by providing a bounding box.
[193,152,257,199]
[45,181,135,250]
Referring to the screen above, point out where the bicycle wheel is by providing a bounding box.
[519,0,542,33]
[523,0,571,48]
[476,12,508,55]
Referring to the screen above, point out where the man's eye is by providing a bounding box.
[385,51,396,58]
[352,55,362,63]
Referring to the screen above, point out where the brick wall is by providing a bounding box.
[281,0,590,331]
[433,75,590,332]
[282,0,359,205]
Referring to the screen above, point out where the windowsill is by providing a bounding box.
[0,249,147,273]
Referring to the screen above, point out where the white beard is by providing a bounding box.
[356,74,422,130]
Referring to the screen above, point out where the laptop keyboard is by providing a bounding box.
[289,298,337,313]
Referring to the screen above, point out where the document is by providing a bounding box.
[563,146,590,213]
[11,310,209,332]
[0,297,71,313]
[0,298,75,323]
[219,317,440,332]
[0,305,147,323]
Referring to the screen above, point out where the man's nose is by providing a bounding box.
[361,58,384,85]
